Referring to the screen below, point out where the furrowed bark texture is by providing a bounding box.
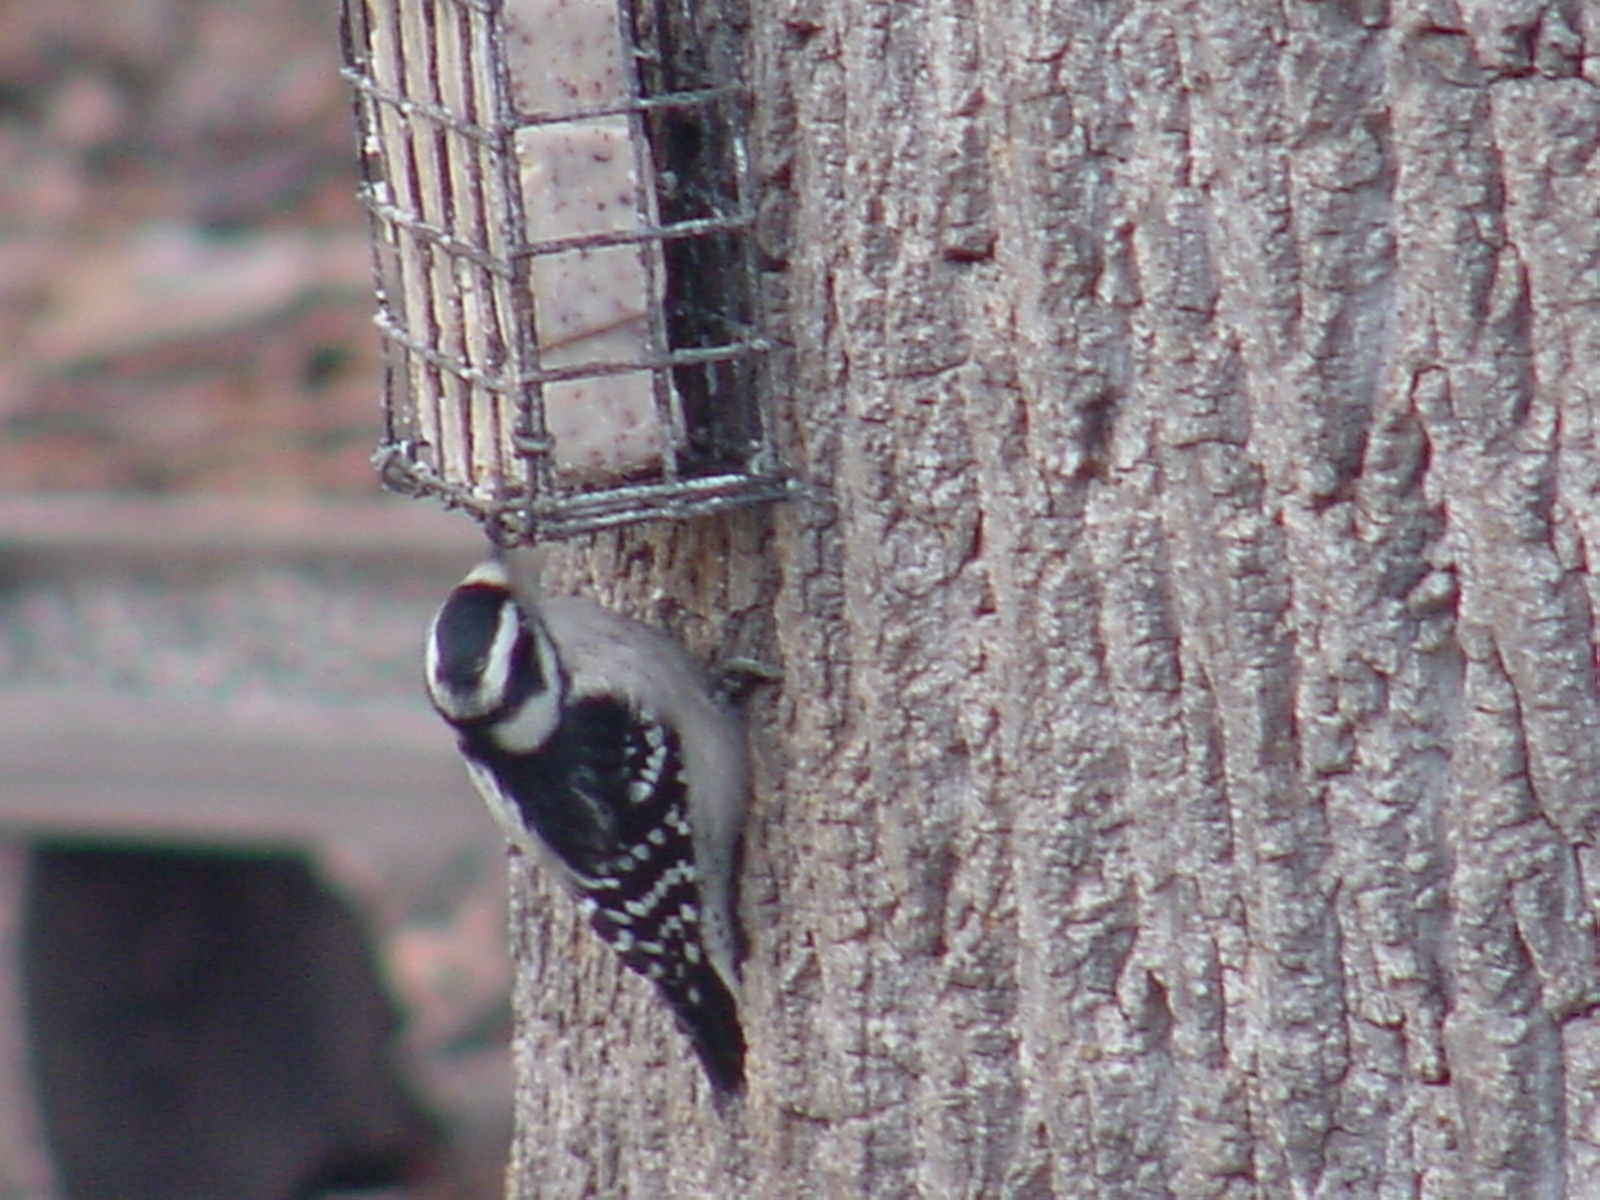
[503,2,1600,1196]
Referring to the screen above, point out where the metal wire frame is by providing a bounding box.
[339,0,787,542]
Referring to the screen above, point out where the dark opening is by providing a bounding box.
[23,842,439,1200]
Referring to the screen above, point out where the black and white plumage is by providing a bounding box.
[424,555,749,1093]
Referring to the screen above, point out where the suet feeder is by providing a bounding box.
[339,0,786,542]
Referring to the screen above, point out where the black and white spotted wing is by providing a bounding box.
[462,696,746,1092]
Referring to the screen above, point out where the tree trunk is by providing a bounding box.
[505,2,1600,1195]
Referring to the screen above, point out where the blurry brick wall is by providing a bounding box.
[0,0,379,494]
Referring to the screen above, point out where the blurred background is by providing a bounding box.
[1,1,513,1194]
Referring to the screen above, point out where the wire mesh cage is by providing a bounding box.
[339,0,786,542]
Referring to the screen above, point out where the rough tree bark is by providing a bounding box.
[503,2,1600,1196]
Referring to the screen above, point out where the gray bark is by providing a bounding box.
[507,2,1600,1196]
